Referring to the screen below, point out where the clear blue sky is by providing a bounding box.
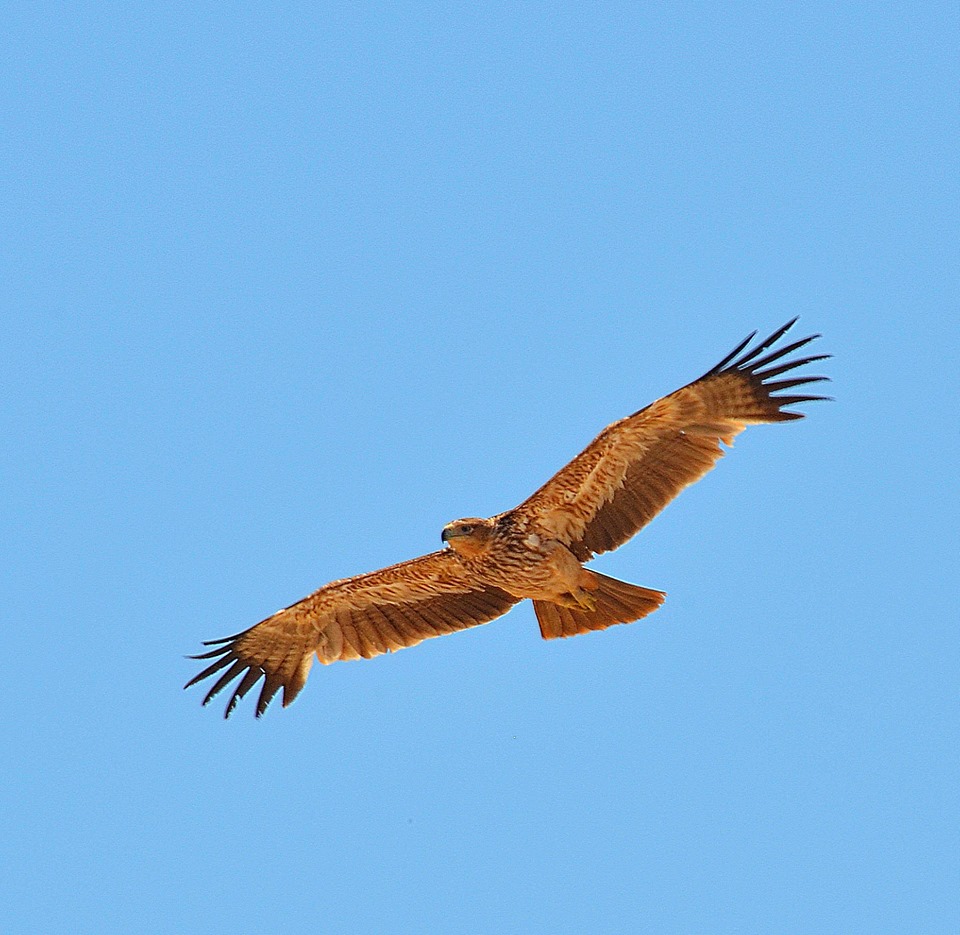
[2,3,957,933]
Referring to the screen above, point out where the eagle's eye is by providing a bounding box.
[461,524,474,534]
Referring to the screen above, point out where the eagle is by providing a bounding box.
[186,319,829,717]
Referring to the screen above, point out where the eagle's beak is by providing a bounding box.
[441,528,450,543]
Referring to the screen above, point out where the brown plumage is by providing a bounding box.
[186,319,830,717]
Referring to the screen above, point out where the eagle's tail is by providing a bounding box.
[534,573,666,640]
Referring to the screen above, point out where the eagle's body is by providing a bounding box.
[443,513,598,605]
[187,319,830,717]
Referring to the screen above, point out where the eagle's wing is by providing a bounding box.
[185,550,518,718]
[513,319,830,560]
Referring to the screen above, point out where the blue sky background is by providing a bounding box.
[2,3,957,933]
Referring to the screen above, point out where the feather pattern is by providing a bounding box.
[514,318,830,559]
[185,550,517,717]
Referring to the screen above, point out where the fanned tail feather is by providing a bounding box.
[534,573,666,640]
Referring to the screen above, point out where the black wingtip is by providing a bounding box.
[754,352,832,381]
[187,645,232,661]
[709,329,758,375]
[695,318,832,421]
[715,321,826,375]
[222,669,263,719]
[202,631,245,646]
[704,318,810,380]
[184,651,236,690]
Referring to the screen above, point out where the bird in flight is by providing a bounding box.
[186,319,829,717]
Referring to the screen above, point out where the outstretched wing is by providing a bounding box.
[513,318,830,560]
[185,550,518,718]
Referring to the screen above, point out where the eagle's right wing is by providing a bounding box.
[185,549,518,718]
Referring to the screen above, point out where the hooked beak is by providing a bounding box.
[441,525,467,543]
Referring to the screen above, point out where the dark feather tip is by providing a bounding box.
[184,652,237,690]
[187,645,233,661]
[202,631,245,646]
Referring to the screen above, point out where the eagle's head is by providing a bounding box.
[441,517,494,557]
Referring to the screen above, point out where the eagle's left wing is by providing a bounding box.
[512,319,829,561]
[185,549,518,718]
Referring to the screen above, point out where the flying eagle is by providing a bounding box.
[187,319,829,717]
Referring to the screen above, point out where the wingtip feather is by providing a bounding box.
[184,652,235,690]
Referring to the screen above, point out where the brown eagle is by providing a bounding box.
[187,319,829,717]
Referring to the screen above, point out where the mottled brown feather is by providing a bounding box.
[514,319,829,559]
[534,573,666,639]
[186,550,518,717]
